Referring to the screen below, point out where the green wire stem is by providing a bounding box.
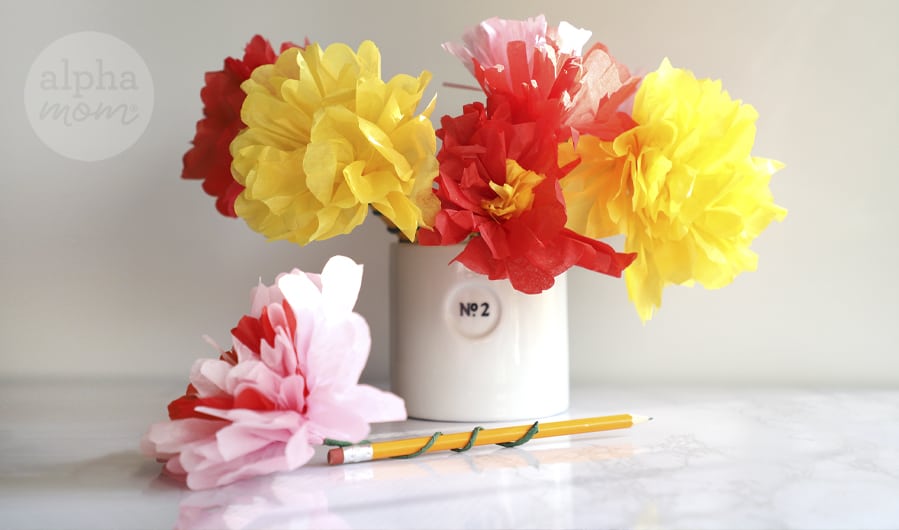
[324,422,542,460]
[451,426,484,452]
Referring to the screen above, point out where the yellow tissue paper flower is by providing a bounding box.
[560,58,786,321]
[230,42,439,244]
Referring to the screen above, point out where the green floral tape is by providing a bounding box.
[393,432,442,459]
[497,421,539,448]
[451,426,484,452]
[325,422,541,460]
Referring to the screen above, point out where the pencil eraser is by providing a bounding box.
[327,447,344,465]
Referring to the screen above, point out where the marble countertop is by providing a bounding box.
[1,379,897,529]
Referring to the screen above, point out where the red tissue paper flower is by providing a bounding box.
[420,15,637,293]
[418,101,635,294]
[443,15,638,142]
[142,256,406,489]
[181,35,304,217]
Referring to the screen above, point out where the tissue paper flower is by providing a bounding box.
[418,101,635,293]
[180,18,785,319]
[420,15,637,293]
[564,43,640,141]
[443,15,638,141]
[142,256,406,489]
[182,35,303,217]
[230,41,439,245]
[443,14,588,101]
[560,59,787,320]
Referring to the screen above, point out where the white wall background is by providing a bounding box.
[2,0,897,385]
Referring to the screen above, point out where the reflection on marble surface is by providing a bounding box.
[175,472,348,530]
[172,440,635,530]
[1,380,898,529]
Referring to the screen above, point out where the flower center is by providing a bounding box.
[481,159,545,220]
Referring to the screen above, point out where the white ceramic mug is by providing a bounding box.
[389,242,569,421]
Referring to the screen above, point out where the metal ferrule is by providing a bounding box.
[341,444,374,464]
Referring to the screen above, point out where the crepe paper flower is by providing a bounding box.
[560,59,787,321]
[182,35,304,217]
[141,256,407,489]
[418,101,635,294]
[230,41,440,245]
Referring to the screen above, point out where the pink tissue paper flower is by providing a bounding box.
[142,256,406,490]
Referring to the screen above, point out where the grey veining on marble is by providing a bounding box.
[1,380,897,529]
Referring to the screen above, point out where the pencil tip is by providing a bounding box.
[631,414,653,425]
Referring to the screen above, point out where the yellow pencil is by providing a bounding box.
[327,414,651,465]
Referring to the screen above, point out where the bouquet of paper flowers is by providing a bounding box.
[182,15,784,321]
[147,15,786,489]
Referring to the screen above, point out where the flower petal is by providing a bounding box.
[319,255,363,314]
